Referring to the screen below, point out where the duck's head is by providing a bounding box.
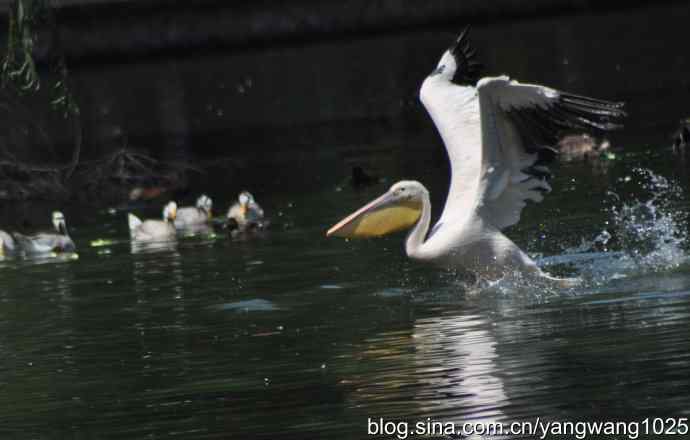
[52,211,68,235]
[196,194,213,215]
[674,125,689,149]
[163,201,178,222]
[327,180,426,238]
[238,191,255,217]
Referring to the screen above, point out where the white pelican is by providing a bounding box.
[128,201,177,241]
[226,191,266,232]
[13,211,76,254]
[327,29,625,285]
[174,194,213,228]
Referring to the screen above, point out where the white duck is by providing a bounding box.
[0,229,16,257]
[226,191,266,231]
[128,201,177,241]
[174,194,213,228]
[13,211,76,255]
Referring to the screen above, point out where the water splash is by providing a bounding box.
[561,168,688,280]
[606,168,687,271]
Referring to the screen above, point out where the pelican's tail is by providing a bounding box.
[128,214,142,233]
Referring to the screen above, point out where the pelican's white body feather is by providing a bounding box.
[415,74,556,277]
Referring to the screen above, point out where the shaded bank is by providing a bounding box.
[0,1,688,205]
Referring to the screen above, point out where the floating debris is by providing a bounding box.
[90,239,115,247]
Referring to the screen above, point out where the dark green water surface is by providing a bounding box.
[2,139,690,439]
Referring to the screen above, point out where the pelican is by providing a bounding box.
[174,194,212,228]
[327,29,625,285]
[0,229,16,256]
[128,201,177,241]
[13,211,76,254]
[226,191,266,232]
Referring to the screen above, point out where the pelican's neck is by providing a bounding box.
[405,190,432,258]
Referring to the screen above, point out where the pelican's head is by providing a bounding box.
[52,211,68,235]
[163,201,178,222]
[327,180,426,238]
[196,194,213,214]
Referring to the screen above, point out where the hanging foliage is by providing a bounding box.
[1,0,44,92]
[0,0,82,199]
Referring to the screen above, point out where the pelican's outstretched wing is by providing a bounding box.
[421,30,625,234]
[475,76,625,229]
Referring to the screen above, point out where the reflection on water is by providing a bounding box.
[130,239,179,255]
[1,142,690,438]
[176,224,216,239]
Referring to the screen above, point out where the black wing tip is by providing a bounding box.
[560,93,627,118]
[449,26,482,86]
[556,92,627,132]
[523,163,553,180]
[455,24,471,47]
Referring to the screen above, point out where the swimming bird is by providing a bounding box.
[0,229,16,256]
[673,121,689,151]
[128,201,177,241]
[226,191,266,232]
[558,134,611,162]
[174,194,212,228]
[327,29,625,285]
[13,211,76,254]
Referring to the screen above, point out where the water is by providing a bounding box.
[2,139,690,439]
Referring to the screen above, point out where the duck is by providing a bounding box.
[13,211,76,254]
[226,191,266,232]
[128,201,177,241]
[673,121,689,151]
[0,229,16,257]
[558,133,611,162]
[174,194,212,228]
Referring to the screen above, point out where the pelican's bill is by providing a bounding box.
[327,192,422,238]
